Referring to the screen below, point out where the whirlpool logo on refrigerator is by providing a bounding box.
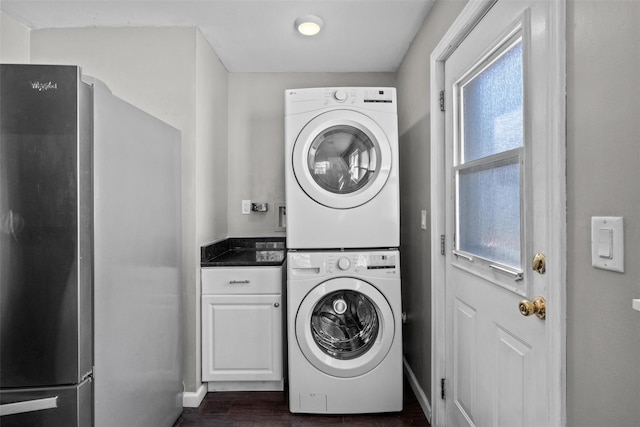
[30,81,58,91]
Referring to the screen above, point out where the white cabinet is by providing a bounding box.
[201,266,283,390]
[202,294,282,382]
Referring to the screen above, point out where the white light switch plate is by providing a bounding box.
[420,210,427,230]
[241,199,251,215]
[591,216,624,272]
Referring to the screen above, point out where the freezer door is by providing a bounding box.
[0,380,92,427]
[0,64,93,388]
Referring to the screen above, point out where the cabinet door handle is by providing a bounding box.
[229,280,250,284]
[274,303,280,308]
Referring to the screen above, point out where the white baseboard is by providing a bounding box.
[206,380,284,392]
[403,356,432,423]
[182,383,207,408]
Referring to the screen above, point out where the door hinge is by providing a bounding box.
[440,234,446,255]
[439,90,445,112]
[441,378,446,400]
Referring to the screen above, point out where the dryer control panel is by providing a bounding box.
[285,87,397,115]
[322,87,395,106]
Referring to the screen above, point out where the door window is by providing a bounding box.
[455,35,524,272]
[308,125,378,194]
[311,290,379,360]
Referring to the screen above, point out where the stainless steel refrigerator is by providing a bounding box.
[0,64,183,426]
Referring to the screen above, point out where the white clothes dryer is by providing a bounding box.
[287,250,403,414]
[285,87,399,249]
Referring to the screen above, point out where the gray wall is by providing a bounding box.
[396,0,468,405]
[566,1,640,425]
[226,72,396,237]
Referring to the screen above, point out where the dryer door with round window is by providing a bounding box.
[295,277,395,378]
[292,110,392,209]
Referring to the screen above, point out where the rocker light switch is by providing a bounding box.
[597,228,613,258]
[591,216,624,272]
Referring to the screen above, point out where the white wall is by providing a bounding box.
[195,29,229,393]
[226,72,396,237]
[197,30,229,246]
[566,1,640,425]
[0,11,30,62]
[30,27,196,134]
[395,0,468,405]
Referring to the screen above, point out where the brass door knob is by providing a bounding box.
[518,296,546,319]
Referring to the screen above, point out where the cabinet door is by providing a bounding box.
[202,294,282,382]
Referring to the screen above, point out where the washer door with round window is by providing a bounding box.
[295,277,395,378]
[292,110,392,209]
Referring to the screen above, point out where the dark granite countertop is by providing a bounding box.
[201,237,286,267]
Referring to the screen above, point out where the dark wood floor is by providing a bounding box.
[173,379,430,426]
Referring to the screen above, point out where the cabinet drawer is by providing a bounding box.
[201,266,282,294]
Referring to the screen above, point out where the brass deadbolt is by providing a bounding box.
[532,253,546,274]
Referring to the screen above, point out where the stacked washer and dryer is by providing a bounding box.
[284,87,402,414]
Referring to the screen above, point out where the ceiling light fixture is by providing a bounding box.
[295,15,323,36]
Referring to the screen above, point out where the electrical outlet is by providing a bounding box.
[242,200,251,215]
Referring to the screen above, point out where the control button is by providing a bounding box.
[334,90,348,102]
[337,257,351,270]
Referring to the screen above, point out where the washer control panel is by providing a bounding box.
[329,252,397,274]
[289,250,399,276]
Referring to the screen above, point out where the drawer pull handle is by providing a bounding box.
[1,396,58,416]
[229,280,250,284]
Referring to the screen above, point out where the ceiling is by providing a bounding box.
[1,0,436,73]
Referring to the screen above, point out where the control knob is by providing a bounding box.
[334,89,348,102]
[337,257,351,271]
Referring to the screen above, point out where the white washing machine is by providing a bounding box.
[287,249,403,414]
[284,87,399,249]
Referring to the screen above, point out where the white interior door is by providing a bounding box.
[431,0,566,426]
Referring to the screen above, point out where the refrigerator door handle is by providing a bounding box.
[0,396,58,416]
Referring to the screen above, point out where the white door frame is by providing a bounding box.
[429,0,567,426]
